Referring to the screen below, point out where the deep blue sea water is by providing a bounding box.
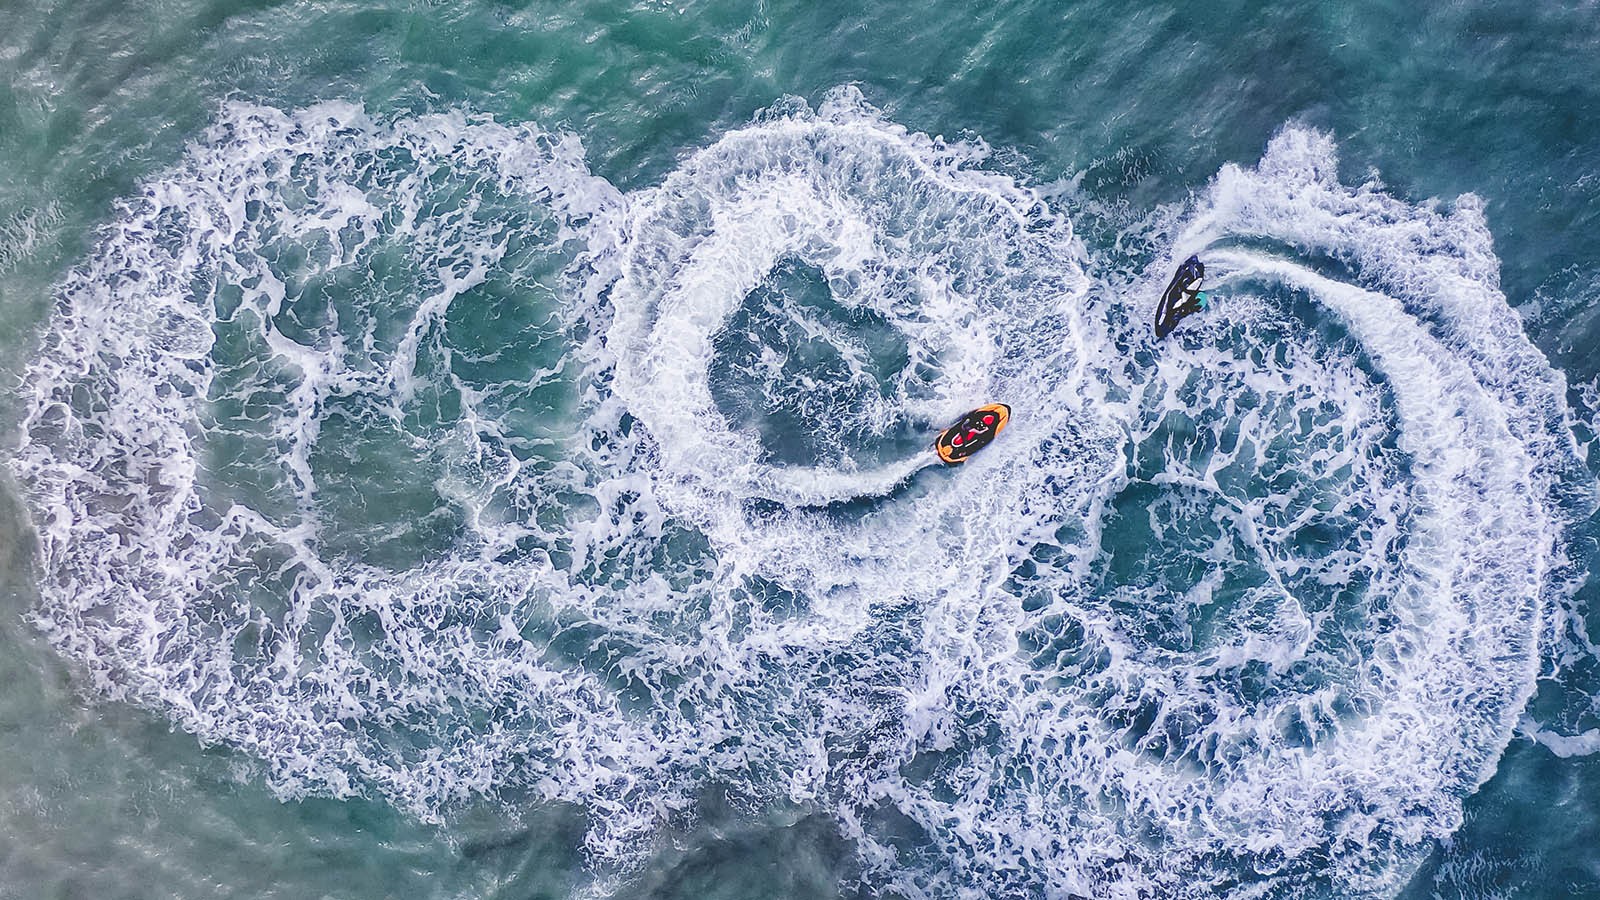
[3,2,1600,898]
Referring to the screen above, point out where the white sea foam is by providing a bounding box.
[13,92,1594,898]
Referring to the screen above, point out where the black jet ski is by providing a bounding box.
[1153,255,1209,339]
[935,404,1010,464]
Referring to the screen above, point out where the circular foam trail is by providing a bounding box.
[13,93,1596,900]
[8,103,700,852]
[597,88,1115,611]
[881,126,1591,898]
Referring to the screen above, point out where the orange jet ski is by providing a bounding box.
[935,403,1010,464]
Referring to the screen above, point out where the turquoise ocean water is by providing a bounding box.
[3,1,1600,897]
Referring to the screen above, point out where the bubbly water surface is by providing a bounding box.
[10,87,1596,898]
[4,3,1600,899]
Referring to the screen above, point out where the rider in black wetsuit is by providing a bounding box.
[1154,255,1208,339]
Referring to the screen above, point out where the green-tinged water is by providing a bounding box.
[2,2,1599,898]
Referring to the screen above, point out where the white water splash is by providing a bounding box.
[12,92,1594,898]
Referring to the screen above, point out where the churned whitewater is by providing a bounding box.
[11,84,1597,899]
